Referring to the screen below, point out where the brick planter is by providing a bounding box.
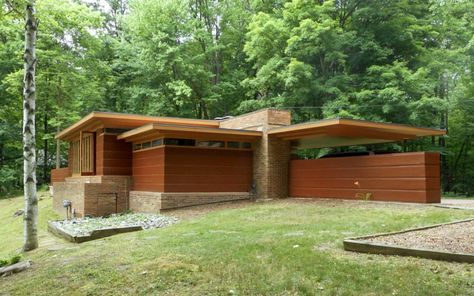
[48,221,143,243]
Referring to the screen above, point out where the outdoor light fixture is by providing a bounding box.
[63,200,72,220]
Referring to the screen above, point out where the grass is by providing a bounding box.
[0,191,59,258]
[0,195,473,295]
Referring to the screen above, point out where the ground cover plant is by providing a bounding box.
[0,194,473,295]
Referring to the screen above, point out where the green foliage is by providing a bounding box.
[0,254,22,267]
[0,0,473,195]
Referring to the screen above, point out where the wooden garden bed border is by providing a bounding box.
[48,221,143,243]
[343,218,474,263]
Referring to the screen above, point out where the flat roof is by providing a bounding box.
[117,123,262,142]
[55,112,219,140]
[268,118,446,149]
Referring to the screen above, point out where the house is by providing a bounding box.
[51,108,445,217]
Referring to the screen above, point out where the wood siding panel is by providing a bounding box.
[96,134,132,176]
[132,147,165,191]
[164,147,253,193]
[289,152,441,203]
[50,168,71,183]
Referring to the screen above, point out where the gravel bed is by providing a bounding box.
[366,220,474,254]
[51,213,179,236]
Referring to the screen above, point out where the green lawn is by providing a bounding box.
[0,195,473,295]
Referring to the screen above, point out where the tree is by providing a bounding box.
[22,0,38,251]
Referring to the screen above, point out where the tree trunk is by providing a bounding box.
[56,77,62,169]
[43,112,48,183]
[22,1,38,252]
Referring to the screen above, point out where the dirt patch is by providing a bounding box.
[366,220,474,254]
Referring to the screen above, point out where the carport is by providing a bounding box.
[268,118,446,203]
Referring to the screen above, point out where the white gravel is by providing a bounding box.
[51,213,179,236]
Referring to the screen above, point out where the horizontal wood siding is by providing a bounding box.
[132,147,165,191]
[96,134,132,176]
[289,152,441,203]
[50,168,71,183]
[164,147,253,192]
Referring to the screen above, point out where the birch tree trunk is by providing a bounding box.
[23,0,38,252]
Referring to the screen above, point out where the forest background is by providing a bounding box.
[0,0,472,196]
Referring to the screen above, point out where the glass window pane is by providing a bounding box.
[197,141,225,148]
[133,143,142,151]
[152,139,162,147]
[164,138,196,146]
[142,141,151,149]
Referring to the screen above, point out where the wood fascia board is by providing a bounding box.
[269,118,446,139]
[337,119,446,137]
[118,123,262,142]
[56,112,219,140]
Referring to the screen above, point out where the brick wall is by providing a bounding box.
[220,108,292,200]
[129,191,162,213]
[219,108,291,131]
[53,175,131,217]
[129,191,250,212]
[289,152,441,203]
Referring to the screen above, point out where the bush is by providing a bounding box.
[0,254,22,267]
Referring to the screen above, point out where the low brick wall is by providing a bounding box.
[53,176,131,217]
[129,191,162,213]
[160,192,251,210]
[129,191,251,213]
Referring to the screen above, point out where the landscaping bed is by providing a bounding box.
[344,218,474,263]
[49,213,178,243]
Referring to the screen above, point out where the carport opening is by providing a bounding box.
[268,118,445,204]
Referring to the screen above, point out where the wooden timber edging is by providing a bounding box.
[343,217,474,263]
[48,221,143,243]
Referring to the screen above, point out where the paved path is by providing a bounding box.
[438,199,474,210]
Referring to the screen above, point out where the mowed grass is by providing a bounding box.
[0,195,473,295]
[0,191,60,258]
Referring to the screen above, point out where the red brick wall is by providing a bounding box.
[289,152,441,203]
[96,134,133,176]
[131,146,253,192]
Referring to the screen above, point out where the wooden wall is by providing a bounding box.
[131,146,253,192]
[132,147,165,191]
[289,152,441,203]
[164,147,253,192]
[96,134,133,176]
[50,168,71,183]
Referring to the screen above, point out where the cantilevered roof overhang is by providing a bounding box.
[268,118,446,149]
[55,112,219,141]
[117,123,262,143]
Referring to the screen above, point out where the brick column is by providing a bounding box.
[220,108,291,200]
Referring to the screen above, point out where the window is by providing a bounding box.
[164,138,196,146]
[152,139,162,147]
[227,141,251,149]
[71,140,80,174]
[197,140,225,148]
[133,143,142,151]
[133,138,252,151]
[133,138,164,151]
